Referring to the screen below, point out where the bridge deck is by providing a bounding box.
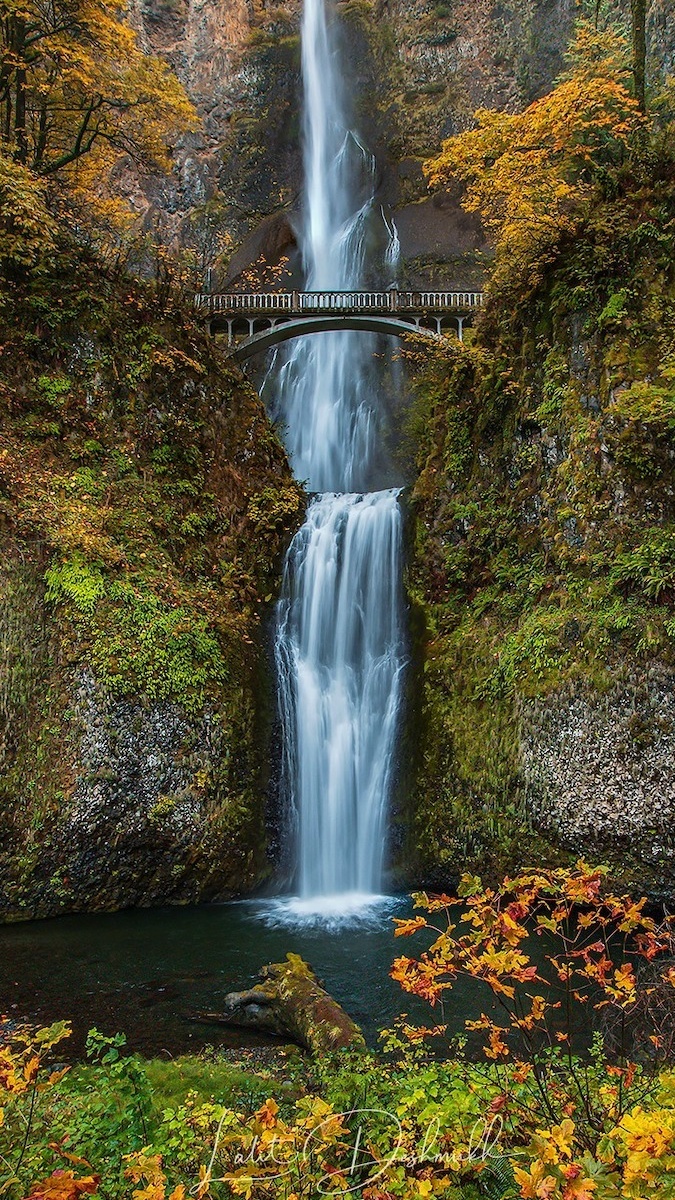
[195,289,484,317]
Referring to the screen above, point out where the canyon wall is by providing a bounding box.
[122,0,674,287]
[121,0,583,286]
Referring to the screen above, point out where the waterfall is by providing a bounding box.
[272,0,405,913]
[382,207,401,277]
[276,491,404,901]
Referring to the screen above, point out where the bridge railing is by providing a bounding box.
[195,290,484,314]
[195,293,296,312]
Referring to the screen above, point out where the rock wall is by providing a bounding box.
[118,0,675,282]
[519,670,675,900]
[121,0,303,267]
[8,669,265,916]
[121,0,584,285]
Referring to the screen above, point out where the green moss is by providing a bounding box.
[143,1056,270,1113]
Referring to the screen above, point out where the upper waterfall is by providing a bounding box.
[271,0,381,494]
[302,0,368,292]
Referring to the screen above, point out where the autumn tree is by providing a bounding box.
[392,863,675,1199]
[1,0,196,179]
[0,0,197,268]
[424,23,643,290]
[0,151,55,267]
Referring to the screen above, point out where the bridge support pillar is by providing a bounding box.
[457,316,465,342]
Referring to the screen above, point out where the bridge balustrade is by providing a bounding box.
[194,290,484,314]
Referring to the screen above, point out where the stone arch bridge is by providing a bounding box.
[195,290,484,361]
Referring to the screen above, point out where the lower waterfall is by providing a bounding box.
[275,490,404,904]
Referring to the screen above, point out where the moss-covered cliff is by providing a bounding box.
[0,251,302,919]
[406,165,675,898]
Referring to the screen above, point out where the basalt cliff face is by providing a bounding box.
[403,185,675,899]
[121,0,586,287]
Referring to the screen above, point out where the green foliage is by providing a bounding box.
[1,258,301,722]
[408,110,675,886]
[0,1019,280,1200]
[37,374,72,405]
[611,529,675,601]
[478,608,568,698]
[610,372,675,431]
[44,558,230,713]
[45,557,107,617]
[89,581,229,712]
[597,287,630,329]
[50,1030,153,1174]
[0,252,302,911]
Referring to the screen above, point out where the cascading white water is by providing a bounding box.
[269,0,379,494]
[276,491,404,900]
[272,0,405,913]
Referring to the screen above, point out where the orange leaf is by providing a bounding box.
[393,917,428,937]
[25,1171,100,1200]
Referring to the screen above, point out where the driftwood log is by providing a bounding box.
[198,953,366,1055]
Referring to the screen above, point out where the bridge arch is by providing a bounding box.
[211,313,465,362]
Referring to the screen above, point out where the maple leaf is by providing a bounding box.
[23,1055,40,1084]
[512,1161,557,1199]
[485,1026,510,1060]
[256,1098,279,1128]
[512,1061,533,1084]
[25,1171,100,1200]
[561,1162,597,1199]
[393,916,428,937]
[550,1119,576,1158]
[47,1147,93,1171]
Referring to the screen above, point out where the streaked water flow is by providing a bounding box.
[272,0,405,917]
[276,491,404,900]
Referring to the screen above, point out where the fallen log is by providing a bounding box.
[197,952,366,1055]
